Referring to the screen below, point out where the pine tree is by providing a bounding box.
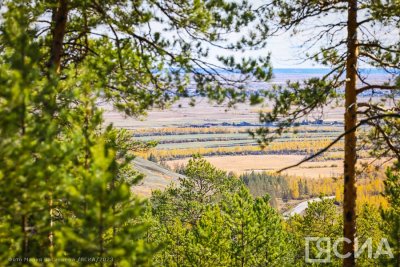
[186,206,232,266]
[356,204,385,266]
[254,1,400,264]
[287,198,342,266]
[0,4,75,262]
[151,156,240,225]
[221,186,289,266]
[381,165,400,266]
[0,0,272,264]
[150,159,292,266]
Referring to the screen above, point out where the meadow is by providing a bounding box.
[100,95,384,180]
[101,72,394,208]
[104,93,393,212]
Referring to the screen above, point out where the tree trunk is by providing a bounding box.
[343,0,358,266]
[21,215,28,258]
[47,0,69,256]
[48,0,69,73]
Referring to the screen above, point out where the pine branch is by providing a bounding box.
[357,84,399,94]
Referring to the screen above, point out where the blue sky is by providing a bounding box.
[265,33,318,68]
[206,24,331,69]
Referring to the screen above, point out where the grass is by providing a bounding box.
[165,155,344,178]
[138,139,343,159]
[131,122,387,179]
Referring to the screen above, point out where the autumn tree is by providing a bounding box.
[254,1,400,265]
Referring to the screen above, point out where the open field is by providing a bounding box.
[101,95,391,184]
[132,124,346,162]
[165,155,393,178]
[165,155,343,178]
[139,140,343,159]
[101,78,396,213]
[102,96,355,129]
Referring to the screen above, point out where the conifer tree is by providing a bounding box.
[381,165,400,266]
[186,206,232,266]
[221,186,289,266]
[0,0,271,264]
[0,6,154,265]
[151,156,240,225]
[287,198,343,266]
[150,159,291,266]
[255,1,400,265]
[0,4,75,262]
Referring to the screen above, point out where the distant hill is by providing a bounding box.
[131,157,184,197]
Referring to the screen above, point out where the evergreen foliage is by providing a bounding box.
[149,158,290,266]
[0,0,399,266]
[381,164,400,266]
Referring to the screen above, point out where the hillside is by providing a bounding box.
[131,157,184,197]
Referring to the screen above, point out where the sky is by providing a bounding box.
[205,13,341,69]
[265,33,318,68]
[208,1,351,69]
[208,31,328,69]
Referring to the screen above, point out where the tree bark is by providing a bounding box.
[343,0,358,266]
[48,0,69,73]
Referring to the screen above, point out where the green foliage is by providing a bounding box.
[287,199,343,266]
[287,199,389,266]
[0,2,155,265]
[381,165,400,266]
[241,171,291,206]
[150,156,240,225]
[0,4,72,262]
[221,186,290,266]
[2,0,400,266]
[149,158,291,266]
[5,0,270,116]
[357,204,386,266]
[252,3,400,264]
[186,205,232,266]
[0,0,273,264]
